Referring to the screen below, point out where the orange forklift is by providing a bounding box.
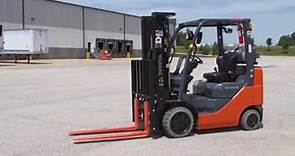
[69,12,263,143]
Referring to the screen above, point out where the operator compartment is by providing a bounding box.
[192,49,247,113]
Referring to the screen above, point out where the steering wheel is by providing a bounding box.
[191,46,203,64]
[194,56,203,64]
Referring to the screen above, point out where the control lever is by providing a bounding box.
[214,67,218,72]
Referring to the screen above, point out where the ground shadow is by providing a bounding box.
[261,65,277,68]
[72,136,150,144]
[0,64,16,67]
[195,127,241,135]
[72,127,244,144]
[0,60,52,65]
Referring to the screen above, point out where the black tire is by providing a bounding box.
[162,107,194,138]
[240,109,261,130]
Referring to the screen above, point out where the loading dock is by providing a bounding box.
[94,38,134,58]
[106,39,115,56]
[96,38,105,51]
[116,40,124,57]
[124,40,133,58]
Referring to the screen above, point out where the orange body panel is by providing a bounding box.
[198,67,263,130]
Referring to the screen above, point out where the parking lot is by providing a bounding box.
[0,56,295,156]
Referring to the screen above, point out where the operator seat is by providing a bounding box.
[193,47,247,99]
[203,51,240,83]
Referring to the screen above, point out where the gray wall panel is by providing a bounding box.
[45,47,85,59]
[24,0,83,29]
[84,8,124,33]
[36,47,84,59]
[125,16,141,35]
[0,0,22,24]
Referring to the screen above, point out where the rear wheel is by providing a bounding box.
[240,109,261,130]
[162,107,194,138]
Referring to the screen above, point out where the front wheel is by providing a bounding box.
[162,107,194,138]
[240,109,261,130]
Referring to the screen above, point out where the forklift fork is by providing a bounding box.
[69,98,151,143]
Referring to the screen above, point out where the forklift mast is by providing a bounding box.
[132,12,175,99]
[131,12,175,137]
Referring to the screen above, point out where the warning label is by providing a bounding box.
[155,30,164,37]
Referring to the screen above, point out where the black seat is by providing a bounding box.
[193,76,245,98]
[203,72,235,83]
[203,51,238,83]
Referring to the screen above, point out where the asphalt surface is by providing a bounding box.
[0,57,294,156]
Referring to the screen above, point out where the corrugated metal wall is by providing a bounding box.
[84,8,124,33]
[24,0,83,29]
[0,0,23,30]
[0,0,23,24]
[84,7,125,50]
[125,16,142,50]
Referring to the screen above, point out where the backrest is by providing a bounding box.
[216,52,236,73]
[234,47,246,63]
[217,48,246,74]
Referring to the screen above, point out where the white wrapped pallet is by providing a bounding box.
[3,29,48,54]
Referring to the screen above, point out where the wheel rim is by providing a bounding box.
[247,113,259,128]
[170,112,192,135]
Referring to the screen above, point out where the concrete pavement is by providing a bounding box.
[0,57,294,156]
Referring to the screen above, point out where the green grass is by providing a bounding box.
[176,46,208,54]
[176,46,187,53]
[256,46,295,56]
[176,46,295,56]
